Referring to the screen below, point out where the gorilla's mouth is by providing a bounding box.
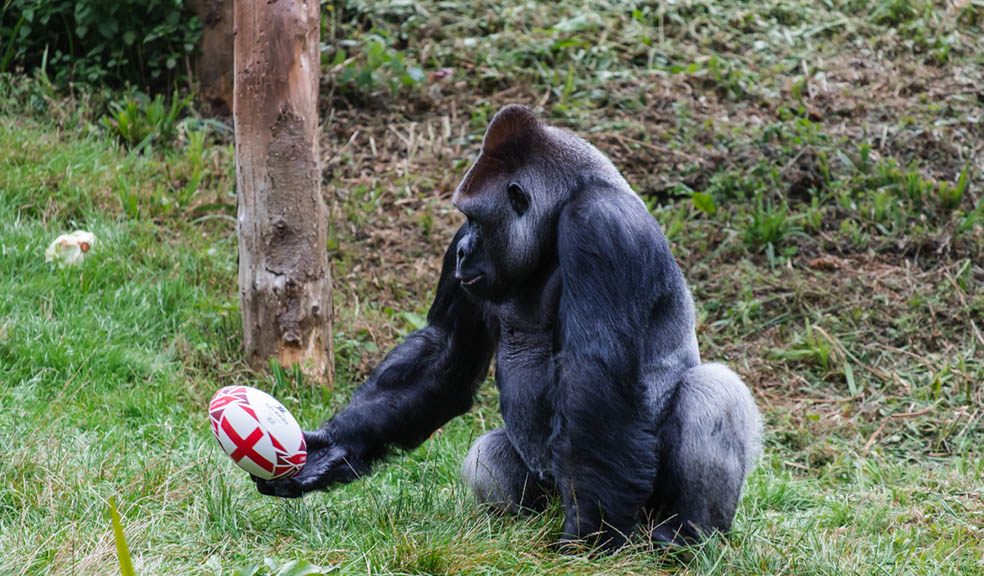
[460,274,484,287]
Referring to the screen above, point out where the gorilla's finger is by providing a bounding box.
[270,480,304,498]
[252,475,303,498]
[279,482,304,498]
[303,429,332,450]
[253,476,276,496]
[253,478,279,497]
[293,448,348,490]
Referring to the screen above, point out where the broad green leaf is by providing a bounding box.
[692,192,717,215]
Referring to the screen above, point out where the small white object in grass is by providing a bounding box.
[45,230,96,266]
[208,386,307,480]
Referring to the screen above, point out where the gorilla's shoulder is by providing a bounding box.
[558,177,677,290]
[563,178,662,242]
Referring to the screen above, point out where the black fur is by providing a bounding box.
[255,105,762,552]
[254,226,497,496]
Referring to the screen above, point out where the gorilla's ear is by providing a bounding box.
[482,105,541,153]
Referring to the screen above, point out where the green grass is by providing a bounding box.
[2,0,984,573]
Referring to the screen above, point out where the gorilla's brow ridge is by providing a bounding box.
[457,153,510,198]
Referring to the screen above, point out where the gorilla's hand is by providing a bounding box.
[252,429,357,498]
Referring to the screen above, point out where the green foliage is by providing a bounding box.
[0,0,201,89]
[101,91,190,150]
[938,167,970,211]
[743,200,792,251]
[771,323,834,374]
[269,358,306,394]
[870,0,926,26]
[111,123,230,222]
[673,55,756,101]
[847,158,974,225]
[332,35,425,99]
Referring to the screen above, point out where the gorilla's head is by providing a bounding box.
[451,105,606,300]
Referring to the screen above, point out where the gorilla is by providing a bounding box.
[255,105,762,550]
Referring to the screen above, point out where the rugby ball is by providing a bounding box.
[208,386,307,480]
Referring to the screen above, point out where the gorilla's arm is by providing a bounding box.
[552,188,686,549]
[255,226,497,498]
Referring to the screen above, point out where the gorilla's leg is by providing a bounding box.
[461,429,552,514]
[648,363,762,545]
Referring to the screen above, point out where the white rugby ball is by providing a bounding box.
[208,386,307,480]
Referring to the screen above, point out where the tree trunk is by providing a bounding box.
[189,0,234,117]
[234,0,334,385]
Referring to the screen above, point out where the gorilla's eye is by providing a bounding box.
[507,182,530,216]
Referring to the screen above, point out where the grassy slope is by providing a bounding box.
[1,1,983,574]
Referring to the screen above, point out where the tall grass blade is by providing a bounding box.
[110,497,137,576]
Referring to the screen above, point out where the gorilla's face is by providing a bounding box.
[451,105,579,300]
[453,172,543,300]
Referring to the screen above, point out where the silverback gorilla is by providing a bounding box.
[255,105,762,550]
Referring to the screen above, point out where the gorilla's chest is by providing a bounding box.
[494,281,560,479]
[496,327,556,478]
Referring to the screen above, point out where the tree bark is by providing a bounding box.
[189,0,234,117]
[234,0,334,385]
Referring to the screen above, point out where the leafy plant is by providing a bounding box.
[871,0,925,26]
[938,167,969,211]
[116,174,140,219]
[112,122,218,221]
[332,35,424,98]
[0,0,201,89]
[673,55,756,101]
[269,357,305,392]
[170,125,208,207]
[743,199,792,251]
[772,323,834,372]
[101,91,190,150]
[802,196,825,232]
